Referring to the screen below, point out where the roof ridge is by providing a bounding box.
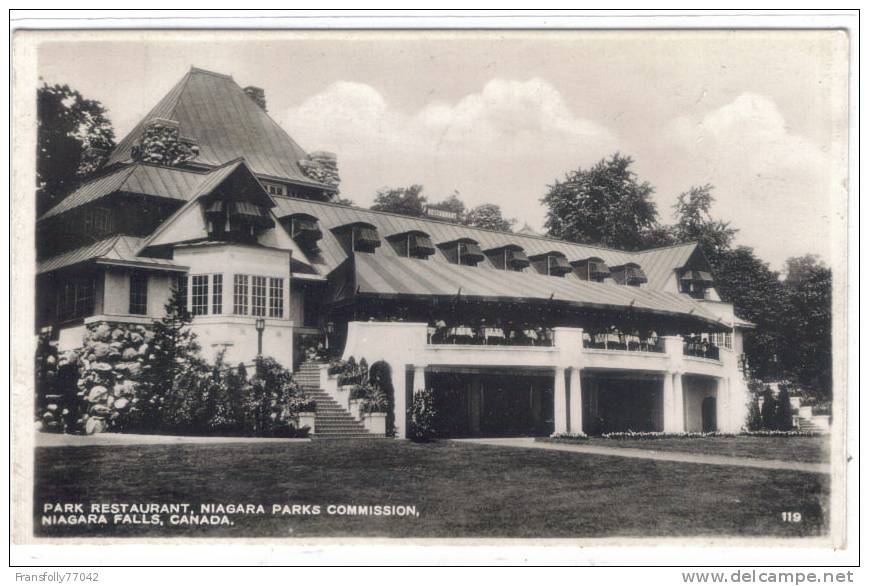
[189,66,233,80]
[637,241,699,254]
[271,195,648,255]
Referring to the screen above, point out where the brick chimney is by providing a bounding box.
[244,86,267,112]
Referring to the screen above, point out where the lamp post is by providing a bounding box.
[255,318,265,357]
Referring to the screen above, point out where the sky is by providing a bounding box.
[36,30,849,271]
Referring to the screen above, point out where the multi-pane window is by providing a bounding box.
[129,273,148,315]
[263,181,287,196]
[269,278,284,318]
[233,274,249,315]
[83,206,113,236]
[57,278,95,321]
[191,275,209,316]
[212,274,223,315]
[708,332,734,350]
[251,276,267,317]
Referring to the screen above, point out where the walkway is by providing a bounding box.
[36,432,309,448]
[454,437,830,474]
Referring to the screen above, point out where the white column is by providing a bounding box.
[412,365,426,395]
[673,373,685,432]
[392,366,408,439]
[716,376,729,432]
[663,372,685,433]
[568,367,583,434]
[554,366,567,434]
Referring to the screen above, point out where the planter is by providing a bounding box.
[348,399,363,421]
[361,412,387,435]
[297,411,316,433]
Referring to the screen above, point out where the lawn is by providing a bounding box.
[34,440,828,538]
[564,436,830,464]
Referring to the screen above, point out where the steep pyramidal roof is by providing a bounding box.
[107,67,328,188]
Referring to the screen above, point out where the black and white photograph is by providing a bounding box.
[8,12,858,568]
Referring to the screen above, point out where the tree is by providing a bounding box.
[760,386,777,430]
[541,153,659,250]
[136,286,202,430]
[775,385,794,431]
[464,203,516,232]
[370,184,427,217]
[37,82,116,214]
[780,256,832,399]
[671,184,737,259]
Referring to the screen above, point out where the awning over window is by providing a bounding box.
[679,269,714,283]
[355,226,382,249]
[548,255,573,276]
[410,233,435,257]
[460,242,485,262]
[624,264,648,285]
[292,217,322,241]
[506,249,530,269]
[229,200,274,228]
[587,257,611,279]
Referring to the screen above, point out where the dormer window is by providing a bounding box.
[571,257,611,282]
[284,213,322,251]
[485,245,530,271]
[530,251,573,277]
[262,181,288,196]
[610,263,648,287]
[334,222,381,253]
[439,238,485,266]
[388,230,435,259]
[679,269,714,299]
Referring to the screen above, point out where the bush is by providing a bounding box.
[776,386,794,431]
[760,387,777,430]
[408,388,437,441]
[746,396,764,431]
[369,361,395,436]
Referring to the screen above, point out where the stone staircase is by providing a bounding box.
[296,362,383,440]
[795,414,825,433]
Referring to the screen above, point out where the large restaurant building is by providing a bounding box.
[36,67,754,439]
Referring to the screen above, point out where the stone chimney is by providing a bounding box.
[299,151,340,192]
[244,86,267,112]
[131,118,199,167]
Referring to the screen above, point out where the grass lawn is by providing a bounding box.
[572,436,830,464]
[35,440,828,538]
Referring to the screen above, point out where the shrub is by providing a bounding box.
[746,396,764,431]
[359,385,388,414]
[368,361,395,435]
[776,386,794,431]
[247,356,312,437]
[760,386,777,430]
[408,388,437,441]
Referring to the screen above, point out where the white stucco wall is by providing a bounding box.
[174,243,294,368]
[684,377,718,432]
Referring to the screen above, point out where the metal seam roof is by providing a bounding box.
[37,235,182,275]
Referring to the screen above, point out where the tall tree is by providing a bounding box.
[37,82,116,214]
[464,203,516,232]
[541,153,659,250]
[430,192,466,217]
[780,256,832,399]
[370,184,427,217]
[671,184,737,259]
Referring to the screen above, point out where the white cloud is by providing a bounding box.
[662,92,841,268]
[281,78,618,227]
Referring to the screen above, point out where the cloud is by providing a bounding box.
[662,92,842,268]
[281,78,618,226]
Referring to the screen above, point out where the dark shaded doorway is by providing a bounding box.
[702,396,718,432]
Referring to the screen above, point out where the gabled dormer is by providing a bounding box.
[572,256,611,282]
[678,269,715,299]
[484,244,530,271]
[387,230,436,259]
[201,162,276,243]
[610,262,648,287]
[438,238,485,267]
[333,222,382,254]
[530,251,572,277]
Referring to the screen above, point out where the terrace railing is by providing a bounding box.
[582,333,665,353]
[426,326,554,347]
[682,338,721,360]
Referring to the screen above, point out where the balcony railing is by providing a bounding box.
[582,333,665,353]
[427,326,554,347]
[683,338,720,360]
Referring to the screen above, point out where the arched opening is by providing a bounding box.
[702,396,718,432]
[369,360,395,437]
